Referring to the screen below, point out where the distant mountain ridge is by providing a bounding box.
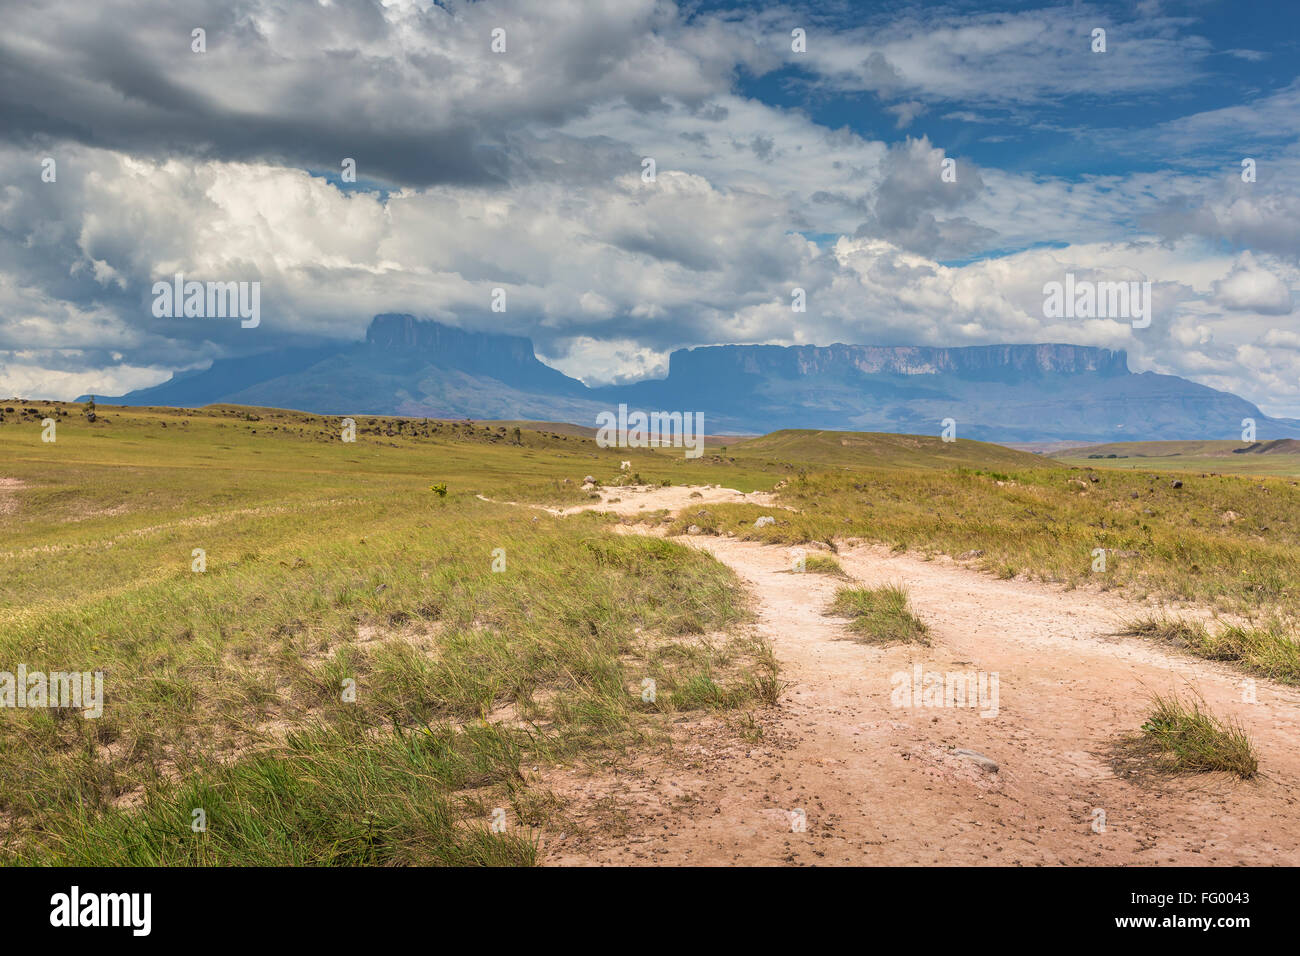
[95,314,1300,442]
[362,314,586,396]
[663,342,1129,379]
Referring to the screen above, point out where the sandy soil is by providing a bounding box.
[532,484,1300,866]
[0,477,25,516]
[480,483,780,517]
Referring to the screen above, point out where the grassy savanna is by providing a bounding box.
[667,464,1300,622]
[730,428,1045,470]
[0,401,778,864]
[4,402,1299,861]
[1056,439,1300,478]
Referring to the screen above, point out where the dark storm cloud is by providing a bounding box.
[1,3,497,186]
[853,137,997,258]
[0,0,771,188]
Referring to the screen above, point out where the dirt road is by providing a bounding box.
[523,485,1300,865]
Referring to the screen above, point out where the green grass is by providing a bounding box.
[800,554,847,576]
[1121,615,1300,684]
[826,585,930,645]
[731,428,1047,471]
[1057,439,1300,477]
[1139,692,1258,778]
[666,466,1300,626]
[0,402,781,865]
[5,399,1299,862]
[33,722,540,866]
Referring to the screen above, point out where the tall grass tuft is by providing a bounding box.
[827,584,930,645]
[1122,615,1300,684]
[1140,691,1258,778]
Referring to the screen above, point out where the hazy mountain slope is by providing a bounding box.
[96,345,347,408]
[599,342,1290,441]
[98,315,1300,442]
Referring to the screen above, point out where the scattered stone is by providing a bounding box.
[953,749,999,773]
[687,525,703,535]
[1170,480,1183,489]
[754,515,776,528]
[957,549,985,560]
[1221,510,1241,524]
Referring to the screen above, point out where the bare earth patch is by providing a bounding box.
[0,477,26,515]
[479,484,780,517]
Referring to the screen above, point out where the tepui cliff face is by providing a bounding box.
[663,342,1130,382]
[99,316,1299,442]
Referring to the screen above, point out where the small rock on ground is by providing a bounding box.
[953,749,999,773]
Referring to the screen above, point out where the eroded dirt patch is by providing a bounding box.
[0,477,26,516]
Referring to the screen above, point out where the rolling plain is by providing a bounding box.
[3,400,1299,864]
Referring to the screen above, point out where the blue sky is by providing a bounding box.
[1,0,1298,414]
[732,0,1298,176]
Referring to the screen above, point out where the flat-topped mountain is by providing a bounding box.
[663,342,1129,380]
[95,316,1300,442]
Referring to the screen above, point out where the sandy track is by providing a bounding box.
[527,485,1300,865]
[478,483,780,517]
